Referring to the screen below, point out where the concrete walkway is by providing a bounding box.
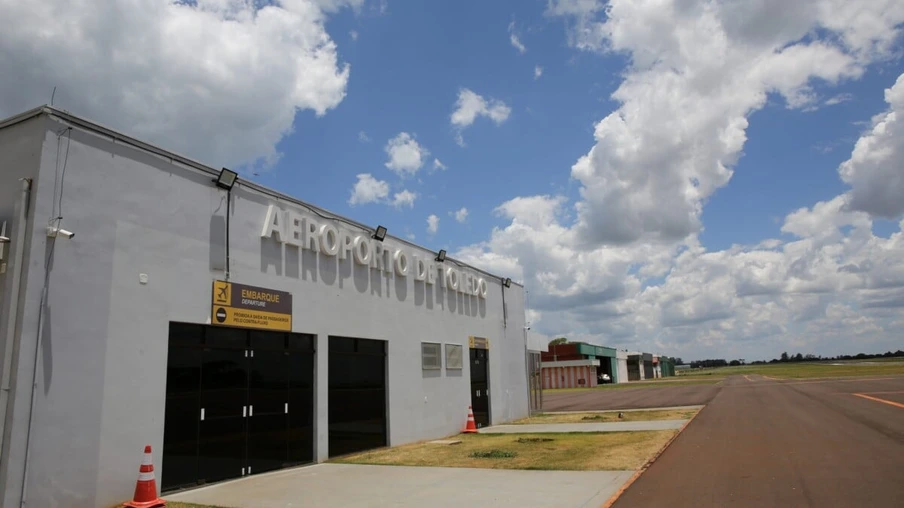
[479,419,688,433]
[166,463,634,508]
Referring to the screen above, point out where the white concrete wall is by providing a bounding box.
[0,113,47,508]
[0,112,529,508]
[616,359,629,384]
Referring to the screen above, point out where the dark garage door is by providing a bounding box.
[162,323,315,491]
[328,336,387,458]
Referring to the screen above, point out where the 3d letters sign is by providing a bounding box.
[261,205,489,299]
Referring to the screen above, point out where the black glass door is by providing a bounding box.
[198,329,248,483]
[162,324,202,491]
[163,324,315,490]
[288,335,315,465]
[248,332,290,475]
[469,348,489,428]
[328,337,387,458]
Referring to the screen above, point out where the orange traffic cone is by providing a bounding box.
[124,445,166,508]
[463,406,479,433]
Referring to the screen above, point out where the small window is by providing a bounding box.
[422,342,442,370]
[445,344,463,370]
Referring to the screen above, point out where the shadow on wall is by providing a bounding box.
[257,236,487,318]
[42,239,56,394]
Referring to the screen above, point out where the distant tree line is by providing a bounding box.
[688,350,904,368]
[762,350,904,364]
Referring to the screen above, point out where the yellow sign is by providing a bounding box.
[213,280,231,305]
[211,280,292,331]
[469,336,489,350]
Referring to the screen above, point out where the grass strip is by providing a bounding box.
[511,409,698,425]
[334,430,677,471]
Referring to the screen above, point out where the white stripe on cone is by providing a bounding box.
[141,454,153,466]
[137,472,156,481]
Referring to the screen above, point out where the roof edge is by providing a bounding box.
[0,105,52,131]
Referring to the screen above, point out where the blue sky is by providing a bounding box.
[3,0,903,361]
[259,0,628,251]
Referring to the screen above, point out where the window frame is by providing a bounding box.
[444,343,464,370]
[421,342,442,370]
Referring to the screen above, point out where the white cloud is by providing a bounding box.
[450,88,511,145]
[508,21,527,54]
[433,158,447,171]
[454,207,469,223]
[358,131,371,142]
[456,0,904,360]
[546,0,872,247]
[349,30,358,41]
[314,0,366,13]
[0,0,356,170]
[348,173,389,205]
[839,73,904,218]
[825,93,853,106]
[427,214,439,234]
[384,132,429,176]
[391,189,417,209]
[534,66,544,79]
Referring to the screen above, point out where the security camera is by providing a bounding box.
[0,236,9,243]
[46,227,75,239]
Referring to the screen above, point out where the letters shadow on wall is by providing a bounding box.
[318,250,338,287]
[275,244,319,282]
[395,272,407,302]
[285,245,299,279]
[260,237,283,276]
[370,269,383,297]
[414,280,434,310]
[338,255,352,290]
[445,286,457,314]
[353,261,369,294]
[434,280,445,310]
[301,249,318,282]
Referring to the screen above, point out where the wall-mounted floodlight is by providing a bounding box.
[503,277,512,288]
[435,249,446,262]
[372,225,387,242]
[214,167,238,191]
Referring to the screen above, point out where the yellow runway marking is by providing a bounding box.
[853,393,904,409]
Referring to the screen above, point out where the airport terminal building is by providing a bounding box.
[0,107,531,507]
